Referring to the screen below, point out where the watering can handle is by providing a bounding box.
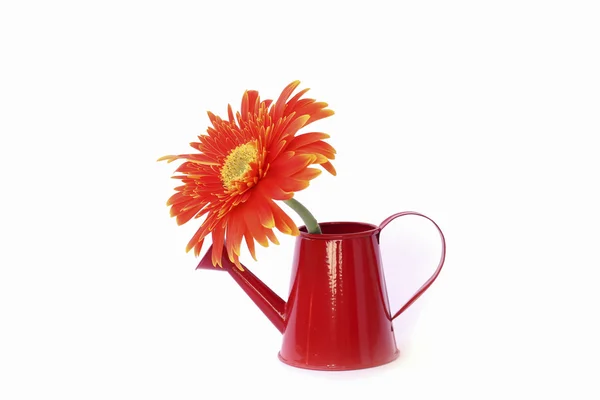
[378,211,447,320]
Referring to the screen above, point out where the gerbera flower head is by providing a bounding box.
[159,80,336,269]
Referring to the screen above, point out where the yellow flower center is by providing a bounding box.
[220,141,258,190]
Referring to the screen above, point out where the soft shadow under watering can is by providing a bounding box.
[197,211,446,371]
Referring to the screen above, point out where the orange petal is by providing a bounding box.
[248,90,260,115]
[157,155,179,163]
[207,111,219,125]
[211,222,226,267]
[282,114,310,137]
[244,230,257,261]
[255,199,275,229]
[193,238,205,257]
[186,227,206,254]
[283,88,311,113]
[270,201,300,236]
[297,141,336,159]
[225,216,244,260]
[272,80,301,121]
[269,149,294,165]
[166,192,188,206]
[168,153,220,166]
[271,153,315,176]
[321,161,337,176]
[292,167,322,181]
[232,254,243,271]
[309,153,329,164]
[309,109,335,125]
[175,204,203,225]
[241,90,260,118]
[265,229,280,245]
[299,103,335,125]
[287,132,331,150]
[279,178,311,193]
[267,138,288,162]
[256,177,293,201]
[241,91,250,118]
[244,210,270,248]
[286,99,334,125]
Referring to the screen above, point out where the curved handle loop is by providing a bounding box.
[378,211,446,320]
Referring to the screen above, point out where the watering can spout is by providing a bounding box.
[196,245,286,333]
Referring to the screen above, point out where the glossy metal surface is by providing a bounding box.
[197,212,446,371]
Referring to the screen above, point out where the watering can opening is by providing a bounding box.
[297,221,380,238]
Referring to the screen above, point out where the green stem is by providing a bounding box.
[283,198,322,234]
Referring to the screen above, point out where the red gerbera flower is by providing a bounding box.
[159,80,336,268]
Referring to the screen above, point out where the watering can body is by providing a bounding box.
[197,212,446,371]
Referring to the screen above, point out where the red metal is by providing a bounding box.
[378,212,446,320]
[197,212,446,371]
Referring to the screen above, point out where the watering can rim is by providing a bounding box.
[298,221,380,240]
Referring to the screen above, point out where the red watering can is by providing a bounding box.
[197,211,446,371]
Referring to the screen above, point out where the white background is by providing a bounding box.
[1,0,599,398]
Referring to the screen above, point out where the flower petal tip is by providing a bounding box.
[261,220,276,229]
[157,155,176,163]
[298,114,311,126]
